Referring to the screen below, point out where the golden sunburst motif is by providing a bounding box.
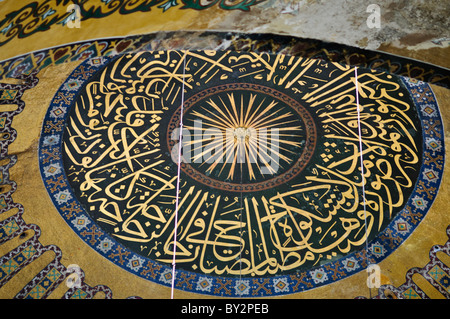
[185,91,304,181]
[169,83,316,190]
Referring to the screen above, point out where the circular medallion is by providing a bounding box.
[39,50,445,296]
[167,82,317,192]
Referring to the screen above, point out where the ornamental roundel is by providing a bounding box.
[39,49,444,296]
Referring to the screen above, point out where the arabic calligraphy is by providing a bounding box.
[61,50,422,276]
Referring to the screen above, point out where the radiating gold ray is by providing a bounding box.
[246,138,263,179]
[227,93,240,129]
[243,96,268,128]
[193,108,233,130]
[218,138,238,178]
[267,136,303,149]
[218,95,240,128]
[240,94,244,127]
[190,138,224,163]
[249,141,282,167]
[244,142,256,180]
[204,99,236,128]
[200,145,224,168]
[243,94,257,127]
[253,138,290,165]
[250,110,294,129]
[244,99,279,128]
[227,142,240,180]
[197,140,223,166]
[254,138,300,156]
[253,143,279,175]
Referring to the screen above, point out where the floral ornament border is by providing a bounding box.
[0,0,267,47]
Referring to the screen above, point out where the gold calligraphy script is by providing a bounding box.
[62,50,421,276]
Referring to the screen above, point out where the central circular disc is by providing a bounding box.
[53,50,427,287]
[167,83,316,192]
